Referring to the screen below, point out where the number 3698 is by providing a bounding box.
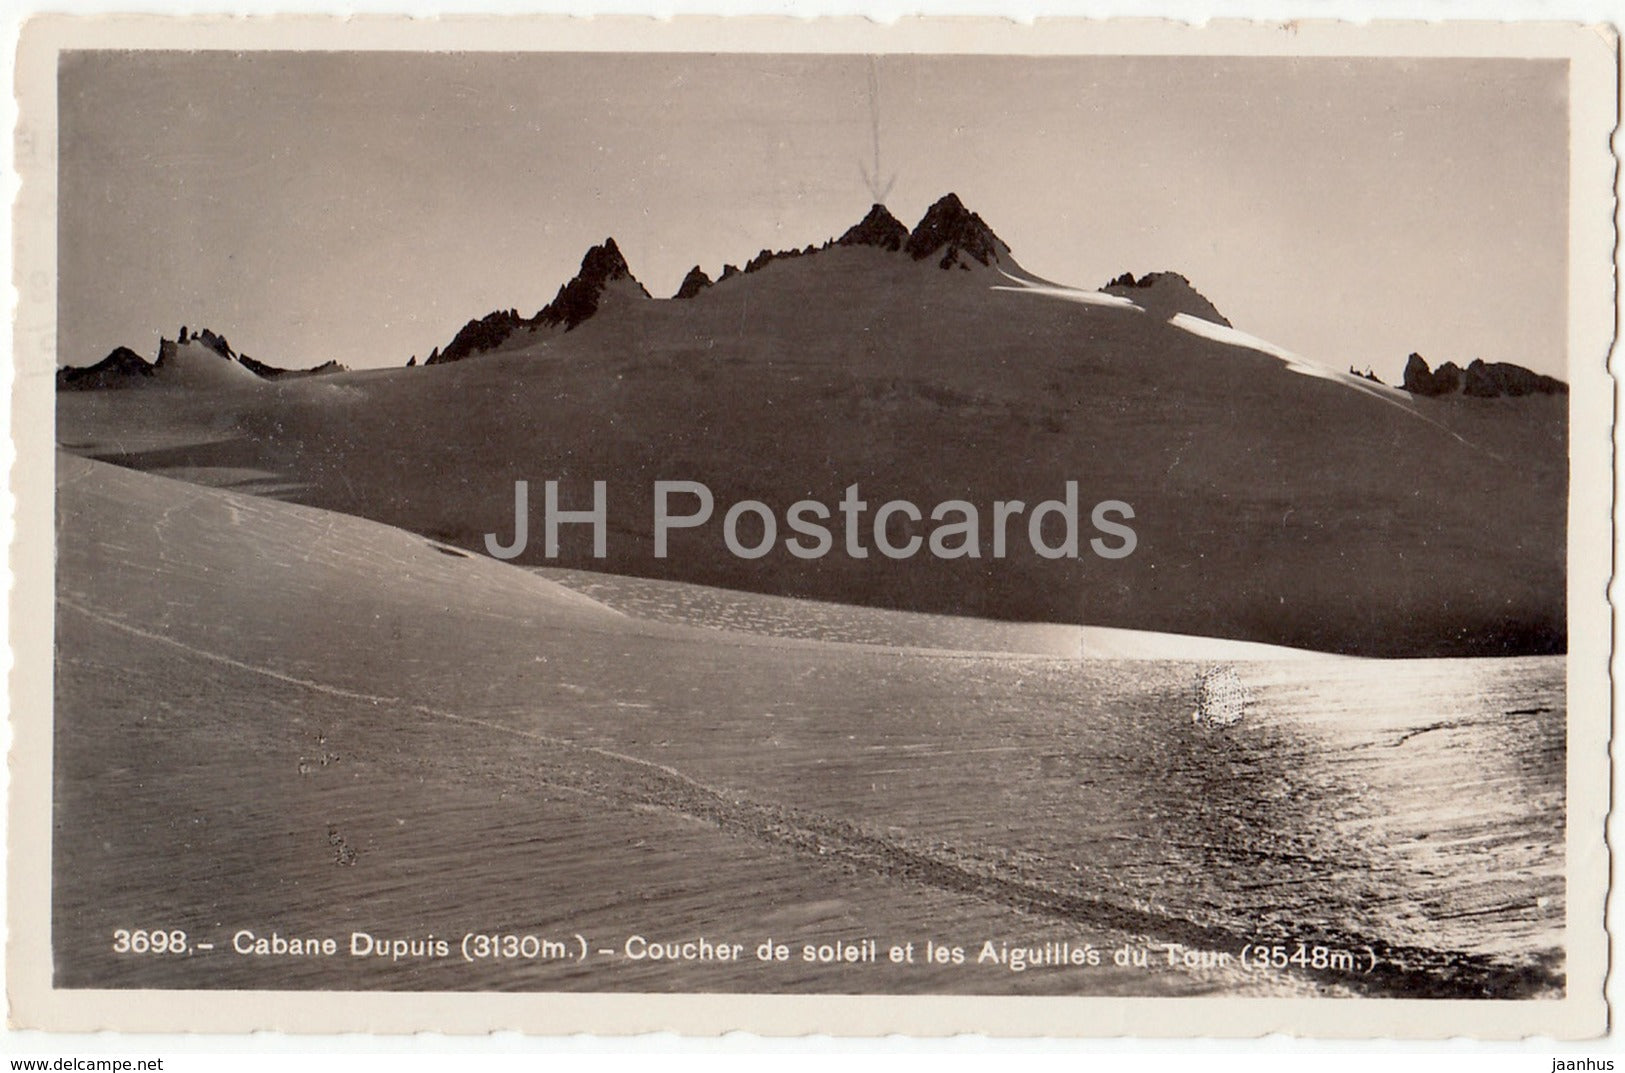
[112,928,189,954]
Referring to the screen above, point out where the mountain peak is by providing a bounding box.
[427,238,650,364]
[674,265,713,300]
[1102,272,1231,327]
[904,193,1010,270]
[56,345,155,391]
[536,237,650,331]
[837,204,908,252]
[578,237,634,288]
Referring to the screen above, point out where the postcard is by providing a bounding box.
[9,14,1615,1038]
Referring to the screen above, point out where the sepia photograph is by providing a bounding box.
[9,15,1614,1040]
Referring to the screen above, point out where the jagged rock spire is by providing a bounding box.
[837,204,908,251]
[904,193,1010,270]
[674,266,713,300]
[535,237,650,330]
[427,238,651,364]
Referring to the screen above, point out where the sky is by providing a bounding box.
[58,51,1569,380]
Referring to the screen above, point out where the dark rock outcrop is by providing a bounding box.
[665,201,954,297]
[1402,353,1463,396]
[692,197,1002,284]
[740,244,822,276]
[904,192,1010,270]
[238,355,348,379]
[1464,359,1568,397]
[193,328,234,359]
[1401,353,1431,393]
[428,309,531,365]
[535,238,650,330]
[837,203,908,251]
[744,248,780,273]
[674,266,713,300]
[56,346,154,390]
[419,240,646,365]
[236,353,278,378]
[428,239,651,364]
[1402,353,1564,397]
[1103,271,1231,327]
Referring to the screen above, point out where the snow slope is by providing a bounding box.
[58,243,1567,657]
[51,452,1564,1000]
[152,338,264,389]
